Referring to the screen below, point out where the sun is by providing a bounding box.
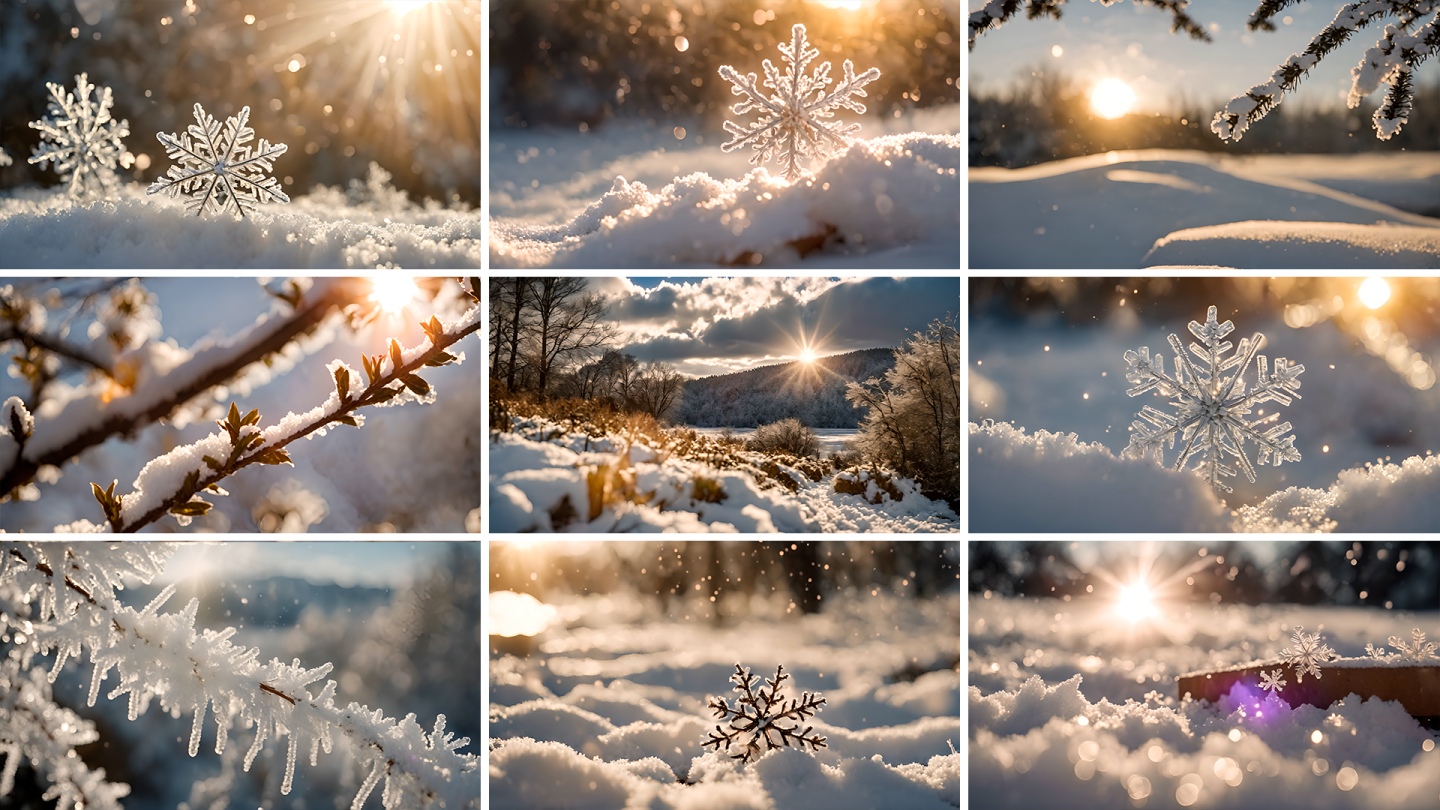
[800,349,816,363]
[1115,582,1156,622]
[1358,276,1390,309]
[1091,79,1136,120]
[370,275,419,314]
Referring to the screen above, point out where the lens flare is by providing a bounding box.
[370,275,419,313]
[1116,583,1156,621]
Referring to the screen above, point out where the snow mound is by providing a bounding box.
[969,149,1440,269]
[1234,452,1440,532]
[967,421,1229,532]
[0,184,481,268]
[490,132,959,268]
[1142,220,1440,269]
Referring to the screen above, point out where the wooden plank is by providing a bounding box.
[1177,661,1440,716]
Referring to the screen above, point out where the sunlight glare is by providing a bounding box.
[1091,79,1136,120]
[1358,276,1390,309]
[801,349,816,363]
[1116,583,1156,621]
[384,0,436,16]
[370,275,419,313]
[815,0,865,9]
[489,591,558,637]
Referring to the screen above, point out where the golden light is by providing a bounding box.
[800,349,816,363]
[1116,582,1156,622]
[370,275,419,313]
[384,0,436,16]
[1090,79,1136,120]
[1358,276,1390,309]
[815,0,865,9]
[489,591,558,638]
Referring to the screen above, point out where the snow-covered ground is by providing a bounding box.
[969,593,1440,809]
[688,427,860,458]
[0,168,482,268]
[489,415,959,533]
[488,105,960,268]
[969,311,1440,531]
[969,150,1440,269]
[489,588,960,809]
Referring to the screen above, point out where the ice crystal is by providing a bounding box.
[702,663,827,763]
[1279,626,1336,683]
[1259,668,1287,693]
[718,23,880,182]
[1122,305,1304,493]
[1387,628,1438,663]
[147,103,289,218]
[27,73,132,200]
[1364,642,1390,660]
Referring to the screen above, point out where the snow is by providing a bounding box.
[968,149,1440,269]
[489,588,960,810]
[490,415,959,533]
[0,181,482,269]
[969,593,1440,809]
[689,427,859,457]
[1234,452,1440,532]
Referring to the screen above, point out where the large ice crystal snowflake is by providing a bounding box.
[702,663,827,763]
[27,73,131,200]
[1387,628,1438,663]
[718,23,880,182]
[1122,305,1304,493]
[1259,668,1286,693]
[1279,626,1336,683]
[147,103,289,218]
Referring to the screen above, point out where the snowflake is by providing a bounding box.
[1279,626,1336,683]
[146,103,289,219]
[717,23,880,182]
[1122,305,1305,493]
[702,662,827,763]
[1258,668,1287,693]
[1387,628,1438,663]
[1364,642,1390,660]
[27,73,132,200]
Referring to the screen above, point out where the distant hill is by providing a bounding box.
[675,348,895,428]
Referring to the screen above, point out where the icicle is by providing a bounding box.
[281,733,299,794]
[87,662,107,707]
[351,759,384,810]
[244,716,268,771]
[189,698,208,756]
[128,686,141,721]
[47,644,71,683]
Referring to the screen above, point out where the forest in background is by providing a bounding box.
[674,348,896,429]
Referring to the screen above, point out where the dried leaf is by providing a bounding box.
[335,414,359,427]
[401,374,430,396]
[390,339,404,374]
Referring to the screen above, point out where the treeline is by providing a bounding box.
[675,348,896,429]
[489,277,685,419]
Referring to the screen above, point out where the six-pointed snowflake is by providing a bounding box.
[1364,642,1389,660]
[27,73,132,200]
[147,103,289,218]
[717,23,880,182]
[702,663,827,763]
[1387,628,1438,663]
[1259,668,1286,693]
[1122,305,1305,493]
[1279,626,1336,683]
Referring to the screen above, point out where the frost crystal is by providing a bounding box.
[147,103,289,218]
[718,23,880,182]
[1122,305,1304,493]
[1364,642,1389,659]
[1259,668,1286,693]
[702,663,827,763]
[27,73,132,200]
[1279,626,1336,683]
[1387,628,1438,663]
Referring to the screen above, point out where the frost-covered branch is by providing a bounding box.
[0,279,363,502]
[1214,0,1439,141]
[0,542,480,808]
[83,304,481,533]
[968,0,1210,50]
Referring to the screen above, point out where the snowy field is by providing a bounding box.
[969,310,1440,532]
[490,415,959,533]
[688,427,860,458]
[969,593,1440,809]
[0,169,482,268]
[489,589,961,809]
[969,150,1440,269]
[488,105,960,268]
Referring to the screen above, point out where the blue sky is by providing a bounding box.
[967,0,1424,115]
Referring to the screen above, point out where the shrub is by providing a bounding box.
[692,476,728,503]
[747,418,820,458]
[833,467,904,505]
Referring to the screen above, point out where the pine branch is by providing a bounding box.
[90,308,481,533]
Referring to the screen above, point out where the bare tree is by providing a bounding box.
[492,277,531,393]
[529,278,616,397]
[632,362,686,421]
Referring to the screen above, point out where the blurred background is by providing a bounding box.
[0,0,481,205]
[969,277,1440,506]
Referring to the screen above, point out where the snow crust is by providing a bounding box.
[0,184,481,268]
[1143,221,1440,269]
[1234,452,1440,532]
[970,595,1440,809]
[490,132,959,268]
[967,421,1230,532]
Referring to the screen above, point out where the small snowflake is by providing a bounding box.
[1279,626,1336,683]
[1364,641,1390,659]
[702,662,827,763]
[1123,305,1305,493]
[1387,628,1438,663]
[718,23,880,182]
[27,73,132,200]
[147,103,289,218]
[1259,668,1286,693]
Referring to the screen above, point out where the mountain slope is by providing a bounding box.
[675,348,895,429]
